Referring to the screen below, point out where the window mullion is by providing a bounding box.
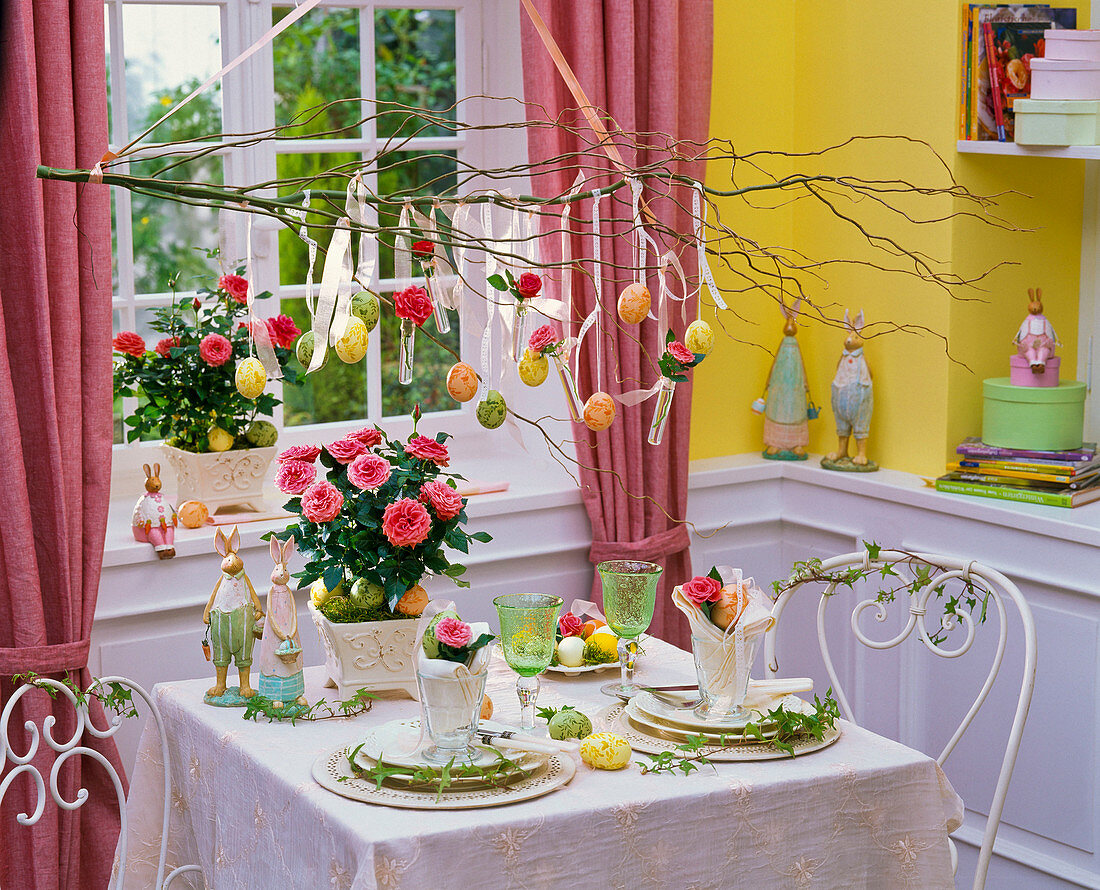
[362,4,382,421]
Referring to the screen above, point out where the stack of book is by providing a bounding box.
[935,437,1100,507]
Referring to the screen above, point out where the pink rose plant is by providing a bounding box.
[667,341,695,366]
[681,575,723,605]
[405,435,450,467]
[112,331,146,358]
[347,426,383,448]
[326,437,368,465]
[277,444,321,463]
[218,274,249,304]
[154,336,180,358]
[559,613,584,638]
[300,480,343,523]
[265,314,301,348]
[419,480,463,521]
[528,324,560,355]
[394,285,433,327]
[381,497,432,547]
[198,333,233,367]
[434,617,473,648]
[347,453,391,491]
[275,459,317,495]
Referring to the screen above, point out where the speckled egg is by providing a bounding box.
[617,283,651,325]
[518,348,549,387]
[395,584,429,616]
[477,390,507,429]
[351,291,380,333]
[548,708,593,741]
[446,362,479,402]
[579,732,632,770]
[350,578,386,611]
[583,392,616,431]
[207,426,234,453]
[177,500,209,529]
[235,356,266,399]
[244,420,278,447]
[335,317,369,364]
[685,319,715,356]
[296,331,328,371]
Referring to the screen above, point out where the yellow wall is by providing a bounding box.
[693,0,1089,476]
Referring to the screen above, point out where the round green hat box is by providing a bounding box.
[981,378,1087,451]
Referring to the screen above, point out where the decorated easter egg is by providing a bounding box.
[480,695,494,720]
[177,500,209,529]
[446,362,478,403]
[235,357,266,399]
[422,609,461,658]
[476,390,507,429]
[518,348,549,387]
[396,583,429,616]
[350,578,386,611]
[685,319,715,356]
[556,635,586,668]
[351,291,380,333]
[335,317,369,364]
[207,426,234,452]
[310,578,345,608]
[580,732,632,770]
[617,283,651,325]
[549,708,593,741]
[583,633,618,665]
[711,583,748,631]
[295,331,328,371]
[583,392,616,431]
[244,419,278,448]
[581,619,606,639]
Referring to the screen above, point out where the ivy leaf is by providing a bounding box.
[863,540,881,560]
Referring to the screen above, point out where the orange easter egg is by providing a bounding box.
[583,392,616,431]
[177,500,209,529]
[446,362,478,403]
[581,619,606,639]
[711,584,748,631]
[617,283,651,325]
[480,695,494,720]
[395,584,429,616]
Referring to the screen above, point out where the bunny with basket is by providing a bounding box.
[131,462,177,559]
[256,535,306,708]
[822,309,877,472]
[203,526,264,704]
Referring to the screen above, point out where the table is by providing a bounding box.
[118,638,963,889]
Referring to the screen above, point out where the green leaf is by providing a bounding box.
[487,273,507,291]
[863,540,881,560]
[470,531,492,543]
[707,566,723,582]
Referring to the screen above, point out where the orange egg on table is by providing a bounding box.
[446,362,478,402]
[583,392,616,431]
[395,584,429,616]
[177,500,209,529]
[480,695,493,720]
[617,283,651,325]
[581,619,606,639]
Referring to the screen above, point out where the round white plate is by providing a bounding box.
[544,661,618,676]
[357,719,543,771]
[313,745,576,809]
[632,691,804,733]
[624,699,779,743]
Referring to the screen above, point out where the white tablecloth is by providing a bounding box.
[118,638,962,889]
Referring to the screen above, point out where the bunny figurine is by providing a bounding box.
[760,298,813,461]
[132,463,177,559]
[256,536,307,709]
[1014,287,1060,374]
[823,309,877,472]
[203,526,264,705]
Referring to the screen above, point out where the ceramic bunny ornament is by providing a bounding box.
[1014,287,1059,374]
[203,526,264,705]
[760,298,813,461]
[256,536,306,708]
[823,309,878,472]
[131,463,177,559]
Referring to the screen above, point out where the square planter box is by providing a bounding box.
[161,444,276,513]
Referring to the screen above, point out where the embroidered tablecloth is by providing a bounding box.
[117,638,962,889]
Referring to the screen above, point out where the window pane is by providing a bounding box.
[377,150,458,280]
[375,9,457,139]
[122,4,222,141]
[381,294,460,418]
[273,7,361,139]
[105,13,113,139]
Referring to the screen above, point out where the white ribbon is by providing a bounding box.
[394,203,414,290]
[243,213,281,379]
[693,184,727,312]
[287,189,319,318]
[573,189,604,391]
[309,219,352,373]
[559,173,584,346]
[629,177,647,288]
[347,175,378,292]
[448,202,481,312]
[479,202,497,400]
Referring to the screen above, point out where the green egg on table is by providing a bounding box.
[351,291,380,333]
[476,389,507,429]
[244,420,278,447]
[548,708,593,741]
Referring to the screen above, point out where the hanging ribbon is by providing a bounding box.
[448,201,481,312]
[693,185,727,312]
[556,173,585,346]
[347,175,378,292]
[287,189,319,321]
[573,189,604,392]
[478,202,498,401]
[394,203,414,290]
[308,219,352,373]
[243,213,281,379]
[629,177,647,289]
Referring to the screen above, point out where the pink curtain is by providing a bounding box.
[521,1,714,646]
[0,2,124,888]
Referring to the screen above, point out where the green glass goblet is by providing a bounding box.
[597,560,663,699]
[493,593,563,732]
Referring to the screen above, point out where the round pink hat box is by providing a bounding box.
[1009,354,1060,387]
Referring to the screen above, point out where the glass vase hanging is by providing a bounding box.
[398,318,416,385]
[648,378,676,445]
[427,274,451,335]
[552,354,585,423]
[511,300,529,362]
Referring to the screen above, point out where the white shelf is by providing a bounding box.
[957,139,1100,159]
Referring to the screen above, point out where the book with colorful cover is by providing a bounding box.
[956,436,1096,463]
[943,468,1100,490]
[957,457,1100,476]
[935,476,1100,508]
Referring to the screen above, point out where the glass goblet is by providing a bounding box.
[493,593,563,732]
[597,560,663,699]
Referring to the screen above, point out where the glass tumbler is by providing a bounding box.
[416,668,489,764]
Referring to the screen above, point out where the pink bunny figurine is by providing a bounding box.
[1014,287,1059,374]
[256,536,306,708]
[132,462,177,559]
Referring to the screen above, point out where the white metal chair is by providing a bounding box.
[1,675,201,890]
[763,549,1037,890]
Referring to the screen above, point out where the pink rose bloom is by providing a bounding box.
[528,324,559,354]
[381,497,432,547]
[434,617,473,648]
[277,444,321,463]
[154,336,180,358]
[515,272,542,299]
[348,426,383,448]
[681,575,723,605]
[219,274,249,304]
[265,314,301,349]
[199,333,233,367]
[275,459,317,495]
[394,285,433,327]
[419,480,463,521]
[559,613,584,638]
[326,437,367,465]
[300,480,343,523]
[405,435,450,467]
[347,453,391,491]
[112,331,146,357]
[667,341,695,366]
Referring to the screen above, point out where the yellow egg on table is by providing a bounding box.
[335,317,369,363]
[583,392,616,431]
[617,283,651,325]
[177,500,209,529]
[446,361,478,402]
[555,635,586,668]
[235,356,267,399]
[518,348,549,386]
[580,732,632,770]
[207,426,234,452]
[582,633,619,664]
[685,319,715,356]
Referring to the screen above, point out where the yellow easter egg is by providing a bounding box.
[235,356,267,399]
[207,426,234,452]
[583,392,616,431]
[617,283,651,325]
[335,317,369,363]
[580,732,632,770]
[310,578,345,608]
[685,319,715,356]
[177,500,209,529]
[446,362,478,402]
[518,348,549,387]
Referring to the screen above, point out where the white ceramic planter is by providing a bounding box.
[308,601,420,701]
[161,444,276,513]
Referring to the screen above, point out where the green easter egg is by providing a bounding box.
[548,709,593,741]
[423,609,460,658]
[351,291,380,333]
[349,578,386,610]
[295,331,328,370]
[476,390,507,430]
[244,420,278,448]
